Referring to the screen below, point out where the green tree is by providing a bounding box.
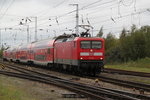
[120,28,127,39]
[105,25,150,63]
[105,32,116,50]
[140,26,150,57]
[105,33,121,63]
[131,24,137,33]
[96,26,103,37]
[0,45,5,58]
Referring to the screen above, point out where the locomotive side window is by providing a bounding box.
[81,41,90,49]
[48,48,50,54]
[92,41,102,49]
[74,41,76,48]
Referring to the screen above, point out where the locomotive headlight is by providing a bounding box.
[100,58,103,60]
[80,57,83,60]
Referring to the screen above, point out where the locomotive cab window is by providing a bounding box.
[80,41,90,49]
[92,41,102,49]
[80,41,102,49]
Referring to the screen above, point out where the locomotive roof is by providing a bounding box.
[31,38,55,48]
[7,34,104,51]
[75,37,104,41]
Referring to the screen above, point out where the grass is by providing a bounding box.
[0,82,21,100]
[0,80,35,100]
[105,57,150,73]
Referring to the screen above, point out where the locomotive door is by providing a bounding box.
[70,42,73,65]
[28,50,32,61]
[54,44,57,63]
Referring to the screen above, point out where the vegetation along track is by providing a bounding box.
[1,62,150,100]
[104,68,150,78]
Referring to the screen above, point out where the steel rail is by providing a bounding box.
[97,75,150,92]
[104,68,150,78]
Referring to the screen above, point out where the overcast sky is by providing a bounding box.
[0,0,150,46]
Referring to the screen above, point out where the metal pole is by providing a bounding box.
[27,25,29,43]
[35,16,37,41]
[76,4,79,35]
[92,28,93,37]
[70,4,79,35]
[0,29,1,47]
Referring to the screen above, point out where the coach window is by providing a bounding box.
[31,50,34,53]
[48,48,50,54]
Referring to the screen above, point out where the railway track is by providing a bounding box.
[4,62,150,92]
[1,62,150,100]
[104,68,150,78]
[97,75,150,92]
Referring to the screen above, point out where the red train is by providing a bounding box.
[3,34,105,75]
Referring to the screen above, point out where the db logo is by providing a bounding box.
[89,52,93,56]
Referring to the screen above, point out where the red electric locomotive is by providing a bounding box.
[54,34,104,75]
[3,33,105,75]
